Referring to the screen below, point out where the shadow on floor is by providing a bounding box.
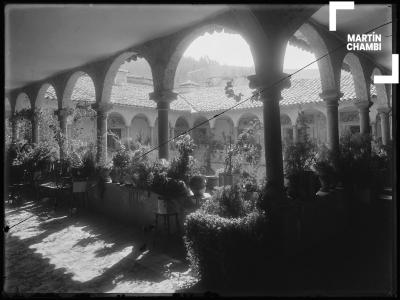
[4,198,191,294]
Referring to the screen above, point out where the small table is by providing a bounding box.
[154,212,180,235]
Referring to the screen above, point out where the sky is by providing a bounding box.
[183,31,318,70]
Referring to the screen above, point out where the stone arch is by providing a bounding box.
[100,51,141,104]
[341,53,369,101]
[107,112,127,148]
[299,108,327,144]
[165,16,263,91]
[130,113,151,145]
[62,71,96,109]
[192,115,211,145]
[214,116,234,143]
[338,106,360,136]
[237,112,260,133]
[296,22,336,92]
[35,83,58,110]
[370,68,389,106]
[174,116,190,137]
[15,92,31,111]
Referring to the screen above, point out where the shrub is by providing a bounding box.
[184,210,267,288]
[184,184,268,288]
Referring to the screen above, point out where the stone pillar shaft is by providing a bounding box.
[371,122,377,139]
[233,126,238,142]
[355,100,372,135]
[378,108,390,145]
[93,103,113,165]
[320,90,342,165]
[262,91,285,189]
[292,125,298,143]
[248,72,291,192]
[149,90,177,160]
[157,102,170,159]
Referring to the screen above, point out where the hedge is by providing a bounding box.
[183,210,268,289]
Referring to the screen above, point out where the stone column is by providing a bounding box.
[371,121,377,139]
[292,125,298,143]
[31,109,40,144]
[233,126,239,141]
[92,103,113,165]
[377,107,391,145]
[125,126,130,142]
[248,73,291,193]
[57,108,71,160]
[320,90,342,165]
[149,90,177,160]
[355,100,372,135]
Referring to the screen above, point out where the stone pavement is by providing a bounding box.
[4,198,198,295]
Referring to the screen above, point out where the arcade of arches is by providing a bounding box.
[6,8,393,195]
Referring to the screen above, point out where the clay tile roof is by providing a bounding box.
[44,71,376,112]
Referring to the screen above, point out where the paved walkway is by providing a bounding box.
[4,198,197,294]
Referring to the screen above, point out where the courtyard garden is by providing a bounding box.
[4,100,393,295]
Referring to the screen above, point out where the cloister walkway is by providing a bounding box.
[4,193,394,296]
[4,196,196,294]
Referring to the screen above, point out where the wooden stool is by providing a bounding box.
[154,212,180,235]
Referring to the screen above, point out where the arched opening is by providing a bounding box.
[213,116,234,144]
[286,23,335,92]
[37,84,60,148]
[130,114,151,146]
[298,109,327,145]
[107,112,127,153]
[68,73,97,151]
[339,106,360,136]
[238,113,260,135]
[192,116,211,146]
[110,55,154,106]
[14,92,32,143]
[341,53,368,101]
[174,116,190,138]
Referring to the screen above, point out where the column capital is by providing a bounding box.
[149,90,177,104]
[319,89,343,104]
[247,72,291,100]
[92,102,113,115]
[354,99,373,110]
